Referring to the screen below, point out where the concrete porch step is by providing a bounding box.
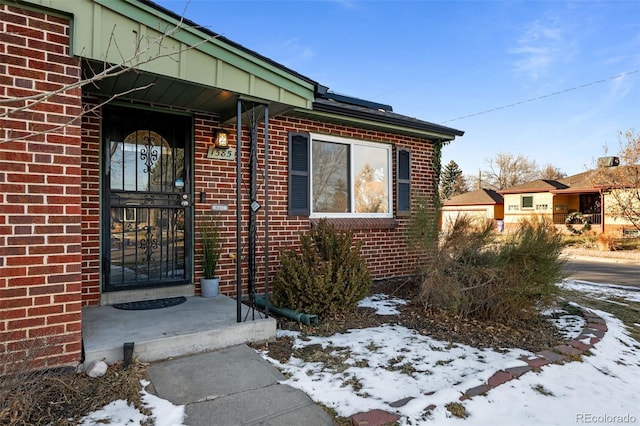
[82,295,276,365]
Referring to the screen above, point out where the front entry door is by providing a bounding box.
[102,106,192,292]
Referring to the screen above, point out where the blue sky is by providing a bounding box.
[156,0,639,178]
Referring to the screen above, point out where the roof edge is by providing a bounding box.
[311,99,464,138]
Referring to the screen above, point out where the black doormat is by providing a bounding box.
[113,296,187,310]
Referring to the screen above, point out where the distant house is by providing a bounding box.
[0,0,463,371]
[441,189,504,230]
[499,170,637,235]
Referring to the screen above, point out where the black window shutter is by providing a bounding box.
[397,148,411,213]
[288,132,310,216]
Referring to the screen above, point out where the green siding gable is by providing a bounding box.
[19,0,315,109]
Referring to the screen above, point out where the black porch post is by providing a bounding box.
[236,98,242,323]
[263,105,270,318]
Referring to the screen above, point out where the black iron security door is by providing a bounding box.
[102,106,192,292]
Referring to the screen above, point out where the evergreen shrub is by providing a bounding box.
[421,215,566,323]
[272,219,371,319]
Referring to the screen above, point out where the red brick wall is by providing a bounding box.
[79,107,436,302]
[80,103,101,306]
[194,113,436,296]
[0,5,83,372]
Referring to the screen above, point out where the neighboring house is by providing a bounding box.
[441,189,504,230]
[0,0,463,370]
[499,170,637,234]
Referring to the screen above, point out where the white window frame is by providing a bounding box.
[309,133,393,218]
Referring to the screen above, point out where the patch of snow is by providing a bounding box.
[559,280,640,303]
[358,294,407,315]
[543,308,586,340]
[78,380,185,426]
[276,329,301,338]
[139,380,185,426]
[78,399,147,426]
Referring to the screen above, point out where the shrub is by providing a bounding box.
[272,219,371,319]
[597,232,618,251]
[420,216,566,323]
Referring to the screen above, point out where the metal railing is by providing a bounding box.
[553,212,601,225]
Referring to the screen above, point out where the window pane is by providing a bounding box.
[312,141,349,213]
[354,145,389,213]
[522,196,533,208]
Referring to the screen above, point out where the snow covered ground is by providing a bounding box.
[78,380,185,426]
[79,279,639,425]
[261,279,640,426]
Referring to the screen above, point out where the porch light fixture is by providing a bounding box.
[213,129,229,149]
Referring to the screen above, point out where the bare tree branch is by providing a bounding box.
[481,153,540,190]
[3,83,155,143]
[1,9,216,144]
[590,129,640,231]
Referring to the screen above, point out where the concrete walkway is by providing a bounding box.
[147,345,335,426]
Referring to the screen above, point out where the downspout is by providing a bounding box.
[254,295,318,326]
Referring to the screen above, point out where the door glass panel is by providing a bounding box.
[109,200,186,287]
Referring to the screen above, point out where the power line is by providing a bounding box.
[442,70,640,123]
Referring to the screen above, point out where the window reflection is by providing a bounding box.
[311,138,390,215]
[110,130,184,192]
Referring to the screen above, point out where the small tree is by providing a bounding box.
[272,220,371,319]
[591,129,640,231]
[440,160,468,199]
[420,216,565,323]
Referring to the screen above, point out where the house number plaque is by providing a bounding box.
[207,147,236,161]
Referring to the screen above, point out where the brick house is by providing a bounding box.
[441,189,504,230]
[0,0,463,371]
[499,170,638,235]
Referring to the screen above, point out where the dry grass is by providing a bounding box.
[0,360,149,426]
[597,232,619,251]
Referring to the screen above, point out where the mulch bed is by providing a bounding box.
[0,361,149,426]
[260,276,566,364]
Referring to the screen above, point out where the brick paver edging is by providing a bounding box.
[350,309,607,426]
[459,309,606,400]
